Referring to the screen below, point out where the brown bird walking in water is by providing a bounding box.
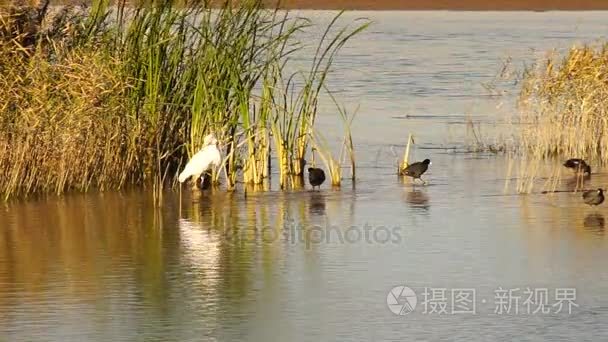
[400,159,431,185]
[308,167,326,190]
[564,158,591,175]
[308,147,326,190]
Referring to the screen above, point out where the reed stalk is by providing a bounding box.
[399,134,413,174]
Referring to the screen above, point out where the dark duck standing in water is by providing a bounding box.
[400,159,431,185]
[583,188,604,206]
[564,158,591,175]
[308,167,326,190]
[308,147,326,190]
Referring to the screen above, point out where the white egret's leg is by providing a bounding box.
[192,173,201,190]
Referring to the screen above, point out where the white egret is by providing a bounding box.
[178,134,222,188]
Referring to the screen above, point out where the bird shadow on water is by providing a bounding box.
[397,174,439,188]
[182,186,234,219]
[308,192,326,216]
[583,213,605,235]
[403,189,430,211]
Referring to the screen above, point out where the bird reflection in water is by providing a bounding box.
[405,189,429,210]
[583,213,605,234]
[178,218,221,288]
[309,192,326,216]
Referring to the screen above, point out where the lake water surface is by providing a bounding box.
[2,11,608,341]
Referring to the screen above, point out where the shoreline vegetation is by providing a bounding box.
[2,1,606,200]
[270,0,608,11]
[504,44,608,194]
[0,0,367,201]
[5,0,608,11]
[518,45,608,162]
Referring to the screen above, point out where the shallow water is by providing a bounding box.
[2,11,608,342]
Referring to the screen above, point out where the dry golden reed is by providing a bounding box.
[503,44,608,193]
[518,44,608,163]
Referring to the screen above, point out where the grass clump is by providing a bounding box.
[0,49,135,198]
[517,44,608,163]
[496,44,608,194]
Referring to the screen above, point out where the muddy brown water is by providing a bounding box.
[2,11,608,341]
